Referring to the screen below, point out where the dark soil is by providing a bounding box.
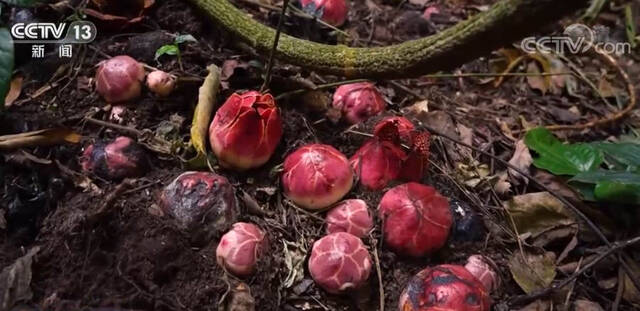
[1,0,640,310]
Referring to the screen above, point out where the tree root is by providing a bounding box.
[186,0,589,79]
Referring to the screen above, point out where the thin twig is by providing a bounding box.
[369,234,385,311]
[261,0,290,92]
[275,78,370,100]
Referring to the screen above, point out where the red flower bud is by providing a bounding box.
[350,139,406,190]
[464,255,500,293]
[300,0,349,26]
[160,172,238,240]
[332,82,385,124]
[374,116,415,144]
[282,144,354,210]
[80,136,147,180]
[378,183,452,257]
[325,199,373,238]
[399,264,491,311]
[146,70,176,97]
[216,222,267,276]
[95,55,145,103]
[209,91,283,171]
[308,232,372,294]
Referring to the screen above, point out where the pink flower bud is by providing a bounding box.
[308,232,372,294]
[399,264,491,311]
[332,82,385,124]
[160,172,238,240]
[378,183,452,257]
[300,0,349,26]
[373,116,415,144]
[216,222,267,276]
[80,136,147,180]
[282,144,354,210]
[95,55,145,103]
[146,70,176,97]
[209,91,283,171]
[325,199,373,238]
[464,255,500,293]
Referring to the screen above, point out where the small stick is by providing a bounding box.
[369,234,385,311]
[260,0,291,92]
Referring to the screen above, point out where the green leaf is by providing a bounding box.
[0,28,15,110]
[2,0,40,7]
[525,127,603,175]
[570,171,640,205]
[591,142,640,170]
[174,34,197,45]
[154,44,179,60]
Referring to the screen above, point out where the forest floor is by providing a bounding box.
[1,0,640,310]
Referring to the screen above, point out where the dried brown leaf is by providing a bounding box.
[0,246,40,311]
[508,250,557,294]
[508,139,533,184]
[4,75,23,107]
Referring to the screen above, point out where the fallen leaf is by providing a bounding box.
[4,75,23,107]
[226,282,255,311]
[494,171,512,195]
[597,76,622,98]
[508,139,533,184]
[509,250,557,294]
[505,192,576,238]
[300,90,330,112]
[526,62,548,94]
[623,259,640,307]
[283,240,307,288]
[0,128,81,151]
[188,64,220,168]
[573,299,604,311]
[0,246,40,311]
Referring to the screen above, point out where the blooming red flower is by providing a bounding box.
[332,82,385,124]
[300,0,349,26]
[282,144,353,210]
[308,232,372,294]
[399,264,491,311]
[216,222,267,276]
[373,116,415,144]
[378,183,452,257]
[209,91,283,170]
[325,199,373,238]
[350,117,406,190]
[399,131,431,182]
[95,55,145,103]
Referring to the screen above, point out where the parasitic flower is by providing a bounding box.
[300,0,349,26]
[378,183,452,257]
[216,222,267,276]
[282,144,353,210]
[95,55,145,103]
[160,171,238,241]
[325,199,373,238]
[332,82,385,124]
[350,117,407,190]
[80,136,147,180]
[209,91,283,171]
[399,264,491,311]
[308,232,372,294]
[146,70,176,97]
